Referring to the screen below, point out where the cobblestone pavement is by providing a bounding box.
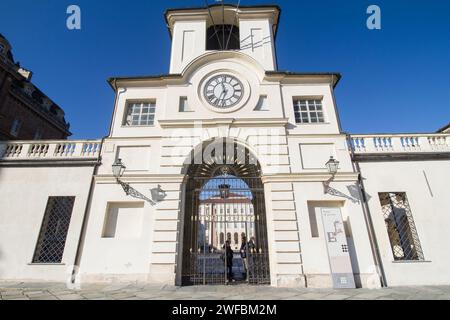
[1,282,450,300]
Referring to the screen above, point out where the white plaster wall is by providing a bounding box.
[77,183,155,282]
[288,136,352,174]
[110,55,340,141]
[109,87,167,138]
[78,176,183,284]
[0,166,94,282]
[169,20,207,74]
[239,18,276,71]
[282,84,341,135]
[168,17,276,74]
[359,160,450,286]
[292,181,378,288]
[110,56,280,139]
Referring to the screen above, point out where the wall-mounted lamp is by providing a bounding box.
[325,156,340,175]
[219,184,230,199]
[112,158,156,204]
[324,156,340,194]
[112,158,126,179]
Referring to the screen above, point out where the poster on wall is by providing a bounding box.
[321,208,356,289]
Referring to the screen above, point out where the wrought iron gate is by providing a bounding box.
[182,173,270,285]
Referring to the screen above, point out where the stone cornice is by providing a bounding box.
[353,152,450,162]
[95,172,358,185]
[261,172,359,183]
[158,118,289,128]
[0,158,100,167]
[95,174,185,184]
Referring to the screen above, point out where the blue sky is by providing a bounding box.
[1,0,449,139]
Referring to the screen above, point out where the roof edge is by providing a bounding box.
[107,71,342,90]
[164,4,281,40]
[436,122,450,133]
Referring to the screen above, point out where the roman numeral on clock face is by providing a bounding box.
[204,74,244,108]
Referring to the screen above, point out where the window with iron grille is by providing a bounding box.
[379,192,424,261]
[293,99,325,124]
[123,101,156,126]
[32,197,75,263]
[10,118,22,137]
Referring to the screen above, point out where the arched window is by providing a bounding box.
[234,233,239,245]
[206,25,240,50]
[227,232,231,242]
[220,232,224,245]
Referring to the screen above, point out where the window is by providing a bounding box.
[10,119,22,137]
[179,97,191,112]
[34,129,43,140]
[124,101,156,126]
[234,233,239,245]
[220,232,224,245]
[379,192,424,261]
[254,95,269,111]
[32,197,75,263]
[293,99,325,124]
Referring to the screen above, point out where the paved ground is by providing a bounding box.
[1,282,450,300]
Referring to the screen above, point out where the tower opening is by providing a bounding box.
[206,24,240,50]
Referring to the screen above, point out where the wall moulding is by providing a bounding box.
[95,174,185,184]
[158,117,289,128]
[261,172,359,184]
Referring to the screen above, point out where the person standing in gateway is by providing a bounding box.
[224,240,234,282]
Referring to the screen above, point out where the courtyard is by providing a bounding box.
[1,282,450,300]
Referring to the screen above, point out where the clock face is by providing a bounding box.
[203,74,244,108]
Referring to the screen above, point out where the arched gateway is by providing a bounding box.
[180,138,270,285]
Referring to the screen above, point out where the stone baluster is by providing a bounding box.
[81,142,99,157]
[428,136,448,151]
[28,143,50,158]
[3,144,23,158]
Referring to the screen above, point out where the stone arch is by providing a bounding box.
[181,51,267,82]
[178,137,271,285]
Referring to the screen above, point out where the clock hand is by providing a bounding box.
[221,76,226,92]
[221,90,228,108]
[216,90,226,107]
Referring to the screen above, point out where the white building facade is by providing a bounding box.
[0,4,449,289]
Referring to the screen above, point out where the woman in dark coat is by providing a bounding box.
[224,240,234,282]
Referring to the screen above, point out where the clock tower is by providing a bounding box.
[165,4,280,74]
